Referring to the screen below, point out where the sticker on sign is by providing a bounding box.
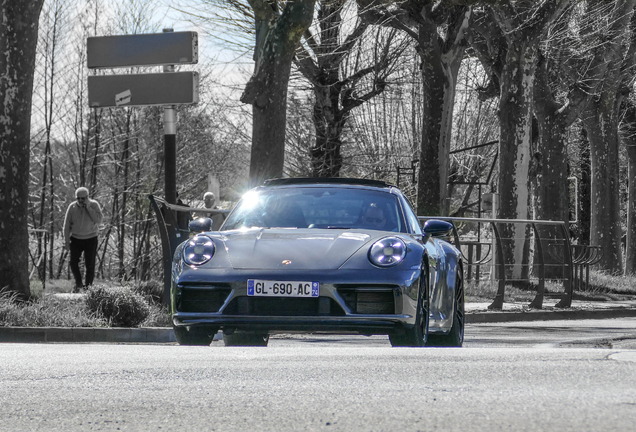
[116,90,132,106]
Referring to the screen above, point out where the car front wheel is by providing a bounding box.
[426,270,464,347]
[390,275,429,347]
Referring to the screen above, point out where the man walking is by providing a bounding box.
[63,187,103,292]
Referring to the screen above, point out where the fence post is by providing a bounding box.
[529,222,546,309]
[488,221,507,310]
[148,195,173,306]
[556,224,573,308]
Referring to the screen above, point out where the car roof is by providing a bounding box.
[262,177,395,189]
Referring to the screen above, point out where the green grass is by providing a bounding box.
[0,280,171,328]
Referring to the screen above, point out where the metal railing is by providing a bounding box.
[571,245,603,291]
[148,202,599,310]
[418,216,574,310]
[148,195,229,305]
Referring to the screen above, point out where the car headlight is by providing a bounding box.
[183,235,215,266]
[368,237,406,267]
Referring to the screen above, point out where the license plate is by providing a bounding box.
[247,280,319,297]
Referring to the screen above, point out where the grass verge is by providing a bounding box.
[3,270,635,327]
[0,280,171,328]
[465,270,636,303]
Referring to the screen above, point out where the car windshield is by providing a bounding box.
[222,187,407,233]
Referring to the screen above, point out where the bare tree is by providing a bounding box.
[469,0,571,279]
[580,0,636,274]
[31,0,73,280]
[295,0,406,177]
[241,0,317,186]
[527,1,636,277]
[357,0,472,215]
[174,0,316,186]
[623,97,636,274]
[0,0,45,297]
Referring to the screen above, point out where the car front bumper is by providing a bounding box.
[172,268,422,336]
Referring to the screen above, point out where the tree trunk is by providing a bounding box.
[497,42,536,279]
[415,25,448,216]
[242,0,316,188]
[533,56,570,224]
[415,10,469,216]
[533,104,569,278]
[583,98,624,274]
[578,129,591,245]
[309,0,345,178]
[0,0,45,297]
[626,136,636,274]
[311,90,345,177]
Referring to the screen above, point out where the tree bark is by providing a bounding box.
[625,101,636,274]
[580,0,636,274]
[533,54,572,224]
[305,1,358,178]
[533,84,569,278]
[484,0,571,280]
[583,99,625,274]
[411,6,470,216]
[355,1,470,215]
[0,0,45,298]
[242,0,316,188]
[416,27,465,216]
[497,40,536,279]
[578,129,591,245]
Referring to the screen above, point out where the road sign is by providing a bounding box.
[88,72,199,107]
[87,32,198,69]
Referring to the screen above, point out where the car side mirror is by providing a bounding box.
[189,217,213,233]
[422,219,454,237]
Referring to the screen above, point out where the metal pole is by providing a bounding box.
[163,28,177,204]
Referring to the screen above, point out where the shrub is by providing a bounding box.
[0,289,103,327]
[133,280,164,306]
[142,304,172,327]
[85,285,150,327]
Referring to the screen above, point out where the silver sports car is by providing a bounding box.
[171,178,464,347]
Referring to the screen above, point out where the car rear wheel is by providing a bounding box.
[174,326,217,346]
[426,270,464,347]
[223,332,269,347]
[389,276,429,347]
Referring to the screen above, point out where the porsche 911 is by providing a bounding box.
[171,178,464,347]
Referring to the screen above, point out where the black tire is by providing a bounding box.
[390,274,429,347]
[223,332,269,347]
[426,269,464,347]
[173,326,216,346]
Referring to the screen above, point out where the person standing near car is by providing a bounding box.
[63,187,103,291]
[195,191,224,230]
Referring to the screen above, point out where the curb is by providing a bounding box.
[467,307,636,323]
[1,308,636,343]
[0,327,177,343]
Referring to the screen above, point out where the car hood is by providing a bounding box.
[220,228,374,270]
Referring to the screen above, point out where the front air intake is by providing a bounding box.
[176,284,231,313]
[337,287,396,314]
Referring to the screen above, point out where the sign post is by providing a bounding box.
[163,29,177,205]
[87,29,199,304]
[86,29,199,204]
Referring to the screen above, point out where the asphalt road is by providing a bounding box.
[1,319,636,432]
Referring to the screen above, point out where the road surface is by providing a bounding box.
[1,318,635,431]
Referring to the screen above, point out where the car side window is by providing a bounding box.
[400,196,422,235]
